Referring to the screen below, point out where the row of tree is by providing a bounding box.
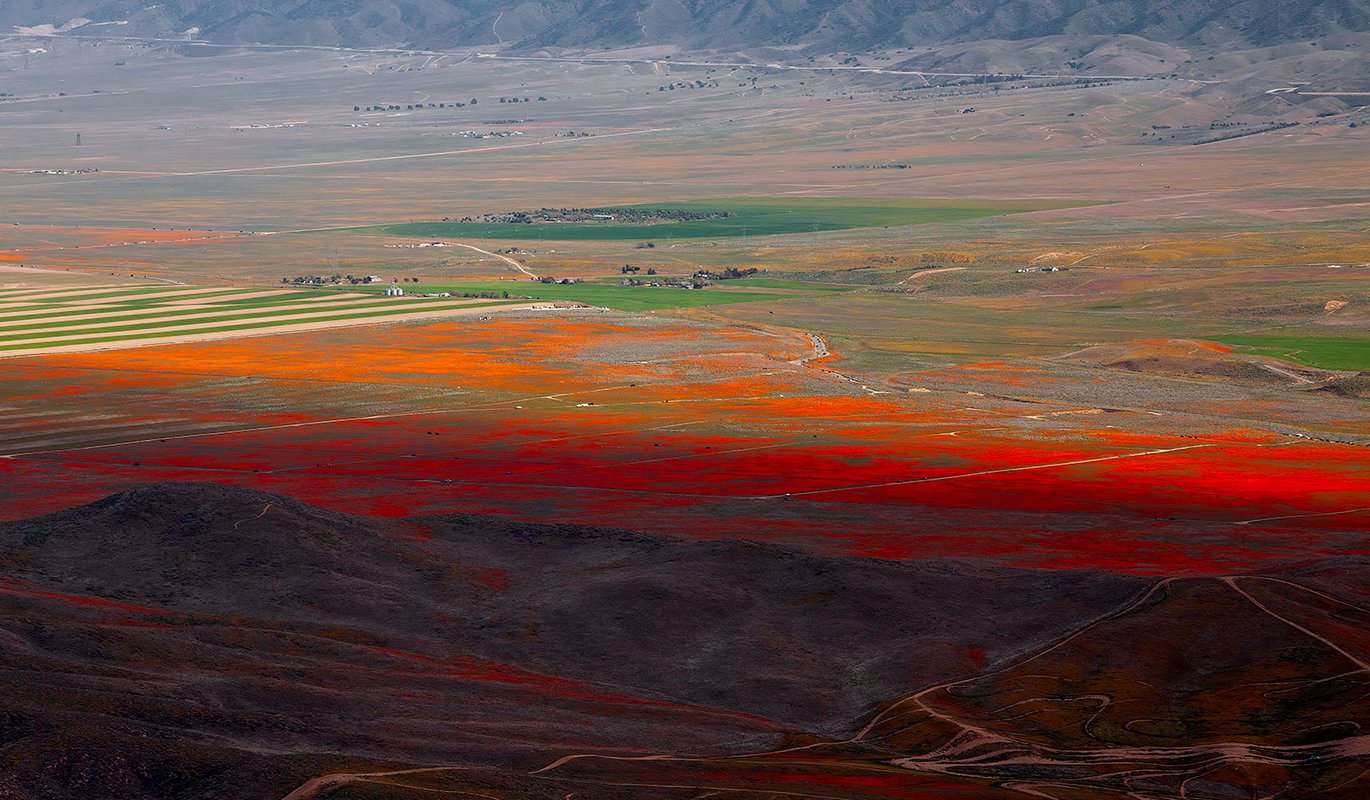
[280,274,420,286]
[451,207,732,225]
[354,100,476,112]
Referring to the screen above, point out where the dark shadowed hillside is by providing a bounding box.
[859,575,1370,798]
[0,484,1366,799]
[3,0,1367,53]
[0,483,1147,731]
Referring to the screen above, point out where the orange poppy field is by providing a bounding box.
[3,312,1364,576]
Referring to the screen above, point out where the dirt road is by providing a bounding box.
[281,767,472,800]
[445,242,538,278]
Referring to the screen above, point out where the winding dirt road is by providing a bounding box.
[276,574,1370,799]
[281,766,472,800]
[445,242,538,278]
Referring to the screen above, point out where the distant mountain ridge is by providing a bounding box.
[3,0,1367,53]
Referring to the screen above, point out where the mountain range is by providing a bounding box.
[4,0,1367,53]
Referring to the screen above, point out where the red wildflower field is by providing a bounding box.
[1,313,1365,576]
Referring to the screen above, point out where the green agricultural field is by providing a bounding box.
[0,300,519,352]
[0,285,526,354]
[0,292,354,328]
[354,280,792,312]
[1,286,197,303]
[1215,335,1370,372]
[380,198,1098,242]
[727,277,859,292]
[0,300,400,341]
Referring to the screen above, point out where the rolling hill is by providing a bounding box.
[1,484,1366,798]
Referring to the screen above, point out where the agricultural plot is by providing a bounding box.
[0,284,525,356]
[381,198,1097,242]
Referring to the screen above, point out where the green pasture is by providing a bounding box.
[1215,335,1370,372]
[380,198,1098,242]
[728,277,858,292]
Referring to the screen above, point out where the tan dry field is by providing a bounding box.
[0,37,1363,444]
[0,41,1364,227]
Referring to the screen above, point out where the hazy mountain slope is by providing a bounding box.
[3,0,1367,52]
